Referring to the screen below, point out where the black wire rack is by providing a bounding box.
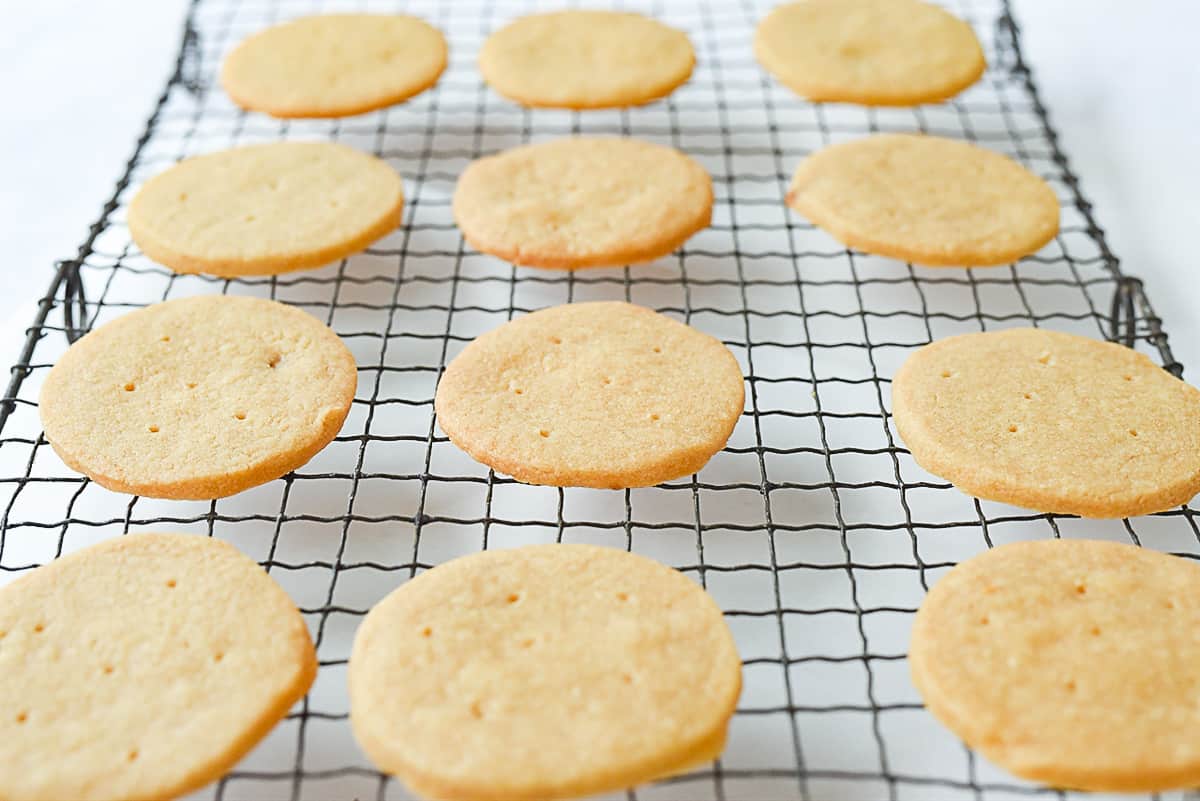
[1,1,1194,800]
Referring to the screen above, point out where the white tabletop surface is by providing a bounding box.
[2,0,1198,369]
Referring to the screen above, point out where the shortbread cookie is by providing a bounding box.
[128,141,403,277]
[39,295,357,499]
[0,533,316,801]
[434,302,743,488]
[912,539,1200,791]
[787,134,1059,266]
[221,14,447,118]
[755,0,985,105]
[892,328,1200,517]
[349,543,742,801]
[454,137,712,269]
[479,11,694,108]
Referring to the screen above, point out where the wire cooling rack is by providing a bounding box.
[1,1,1195,800]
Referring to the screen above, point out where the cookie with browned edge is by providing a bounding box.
[0,533,315,801]
[129,141,403,277]
[892,328,1200,517]
[755,0,985,105]
[350,543,741,800]
[912,539,1200,791]
[434,302,743,488]
[222,14,447,118]
[454,137,711,269]
[40,295,357,499]
[480,11,693,109]
[787,134,1059,266]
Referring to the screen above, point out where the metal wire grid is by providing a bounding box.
[0,0,1194,799]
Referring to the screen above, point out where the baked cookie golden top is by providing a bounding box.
[479,11,694,108]
[755,0,985,105]
[892,328,1200,518]
[0,533,315,801]
[787,134,1060,266]
[39,295,357,500]
[453,137,712,269]
[434,302,744,488]
[221,14,447,118]
[349,543,742,801]
[128,141,403,277]
[911,539,1200,792]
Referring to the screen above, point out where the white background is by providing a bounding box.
[3,0,1198,372]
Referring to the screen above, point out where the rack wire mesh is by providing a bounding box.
[0,0,1193,799]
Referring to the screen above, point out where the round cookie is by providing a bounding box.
[221,14,447,118]
[128,141,404,277]
[787,134,1059,267]
[479,11,694,109]
[434,302,744,488]
[0,533,316,801]
[39,295,357,500]
[754,0,985,105]
[453,137,712,269]
[892,328,1200,518]
[349,543,742,801]
[911,539,1200,791]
